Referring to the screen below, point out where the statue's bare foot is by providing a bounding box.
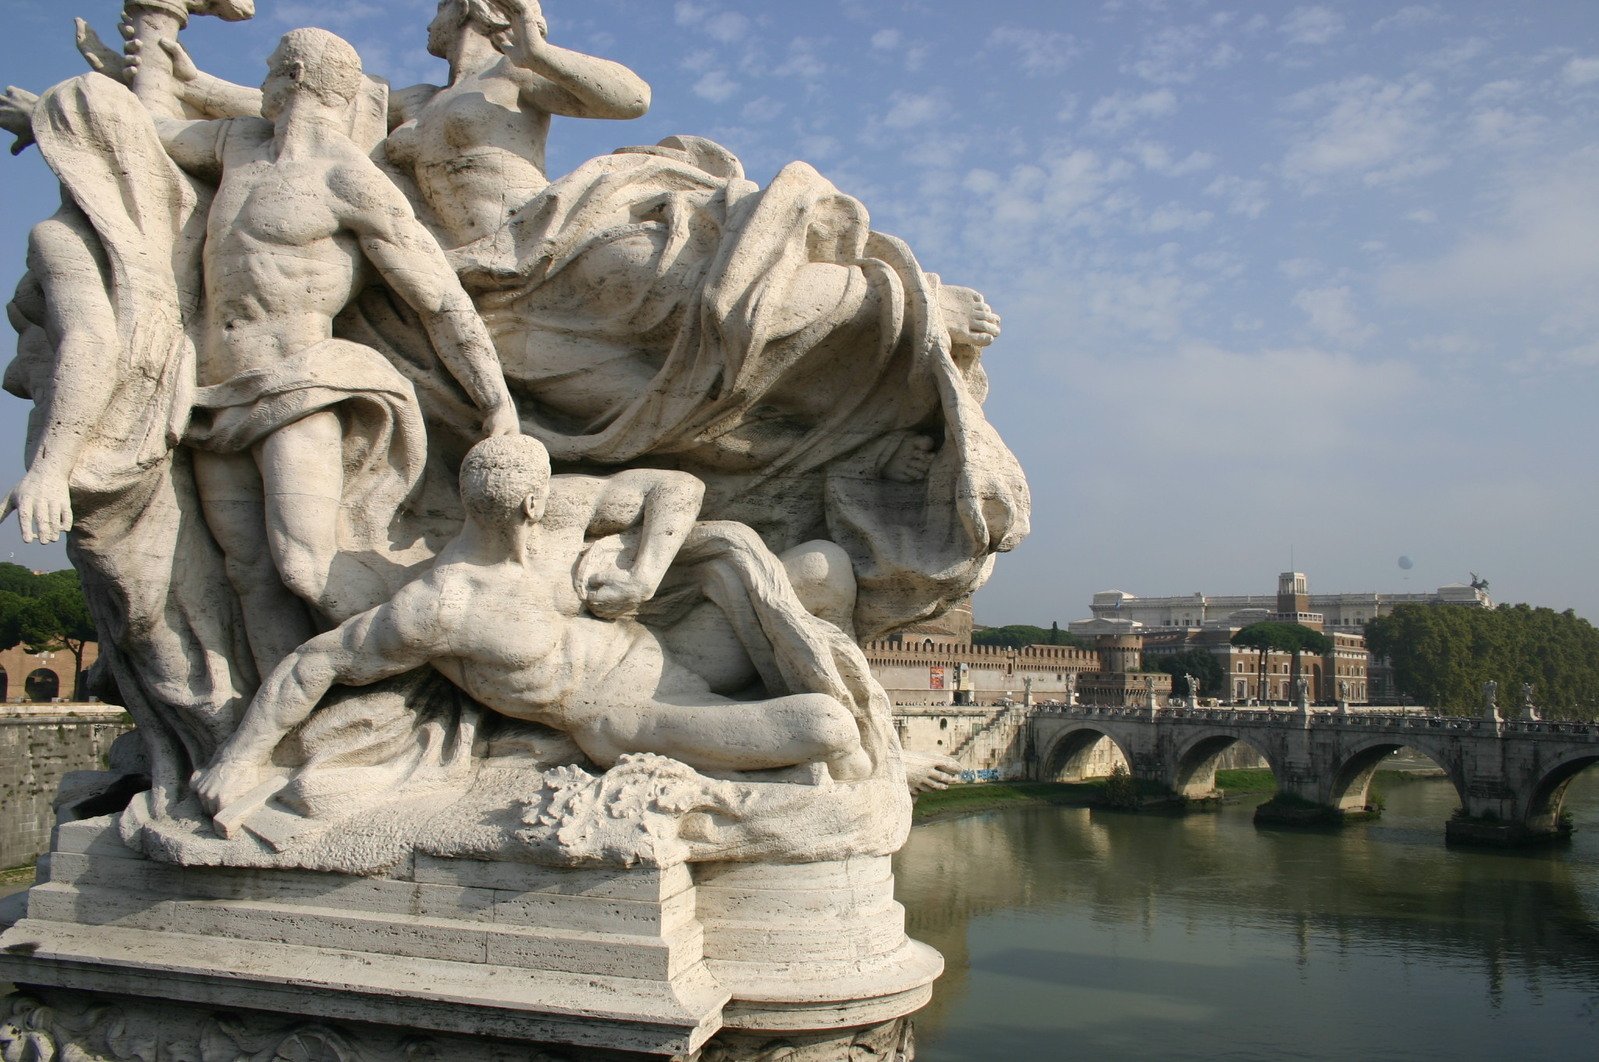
[192,757,268,820]
[883,434,936,483]
[938,284,1001,348]
[904,750,962,795]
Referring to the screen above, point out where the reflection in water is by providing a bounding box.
[895,773,1599,1061]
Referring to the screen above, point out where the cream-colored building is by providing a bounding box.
[1076,574,1490,635]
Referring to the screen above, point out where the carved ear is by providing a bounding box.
[522,494,540,520]
[286,59,306,84]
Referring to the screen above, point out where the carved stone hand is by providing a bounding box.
[0,86,38,155]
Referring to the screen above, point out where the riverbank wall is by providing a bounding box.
[0,706,131,869]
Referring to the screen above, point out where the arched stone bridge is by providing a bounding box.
[1028,704,1599,844]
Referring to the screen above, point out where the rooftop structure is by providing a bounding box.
[1072,572,1492,636]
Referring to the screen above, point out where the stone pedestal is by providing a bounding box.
[0,818,939,1059]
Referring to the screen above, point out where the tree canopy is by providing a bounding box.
[1150,648,1226,696]
[972,622,1084,650]
[1365,603,1599,717]
[1230,621,1332,656]
[0,563,97,699]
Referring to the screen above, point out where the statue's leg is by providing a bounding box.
[570,689,871,782]
[255,410,364,617]
[659,539,858,693]
[193,448,315,679]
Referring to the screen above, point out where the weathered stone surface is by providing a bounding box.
[0,709,129,869]
[0,0,1028,1053]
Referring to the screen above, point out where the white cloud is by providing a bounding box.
[1372,5,1444,33]
[674,2,708,27]
[883,92,943,130]
[986,26,1080,76]
[1278,258,1322,280]
[797,134,840,160]
[772,40,829,81]
[1126,24,1241,85]
[1281,6,1345,47]
[1405,208,1437,224]
[1384,151,1599,341]
[681,49,716,74]
[693,70,738,103]
[1203,174,1268,219]
[871,29,901,51]
[1281,76,1439,188]
[742,97,782,123]
[1562,57,1599,87]
[1088,89,1178,133]
[1409,333,1485,357]
[1293,285,1377,346]
[1134,143,1216,177]
[1073,342,1417,456]
[672,5,749,47]
[1142,203,1213,233]
[270,1,382,27]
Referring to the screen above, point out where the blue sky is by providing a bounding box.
[1,0,1596,624]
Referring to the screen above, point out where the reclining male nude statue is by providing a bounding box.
[194,434,875,830]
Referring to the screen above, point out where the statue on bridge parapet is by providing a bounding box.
[1521,682,1540,722]
[0,3,1028,1055]
[1483,680,1501,723]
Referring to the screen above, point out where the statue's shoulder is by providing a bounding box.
[225,116,274,146]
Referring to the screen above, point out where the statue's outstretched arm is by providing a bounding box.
[194,585,444,815]
[490,0,650,120]
[332,161,518,439]
[125,35,262,119]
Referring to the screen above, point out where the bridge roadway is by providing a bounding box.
[1029,704,1599,844]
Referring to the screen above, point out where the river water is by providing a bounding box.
[895,772,1599,1061]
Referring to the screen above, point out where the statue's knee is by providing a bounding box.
[781,540,856,616]
[798,694,860,759]
[274,547,330,607]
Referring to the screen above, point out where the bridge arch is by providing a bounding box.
[1524,752,1599,834]
[1326,738,1462,813]
[1039,726,1131,783]
[1171,732,1276,799]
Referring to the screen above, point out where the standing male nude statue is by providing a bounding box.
[144,28,519,676]
[193,434,874,827]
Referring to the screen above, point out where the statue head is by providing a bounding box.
[460,434,552,528]
[262,29,364,119]
[428,0,545,59]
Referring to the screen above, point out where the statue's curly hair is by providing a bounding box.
[459,434,551,524]
[275,28,363,105]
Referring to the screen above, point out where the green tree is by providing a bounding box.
[1151,648,1226,697]
[0,566,97,700]
[0,562,40,597]
[1367,603,1599,717]
[1231,622,1331,702]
